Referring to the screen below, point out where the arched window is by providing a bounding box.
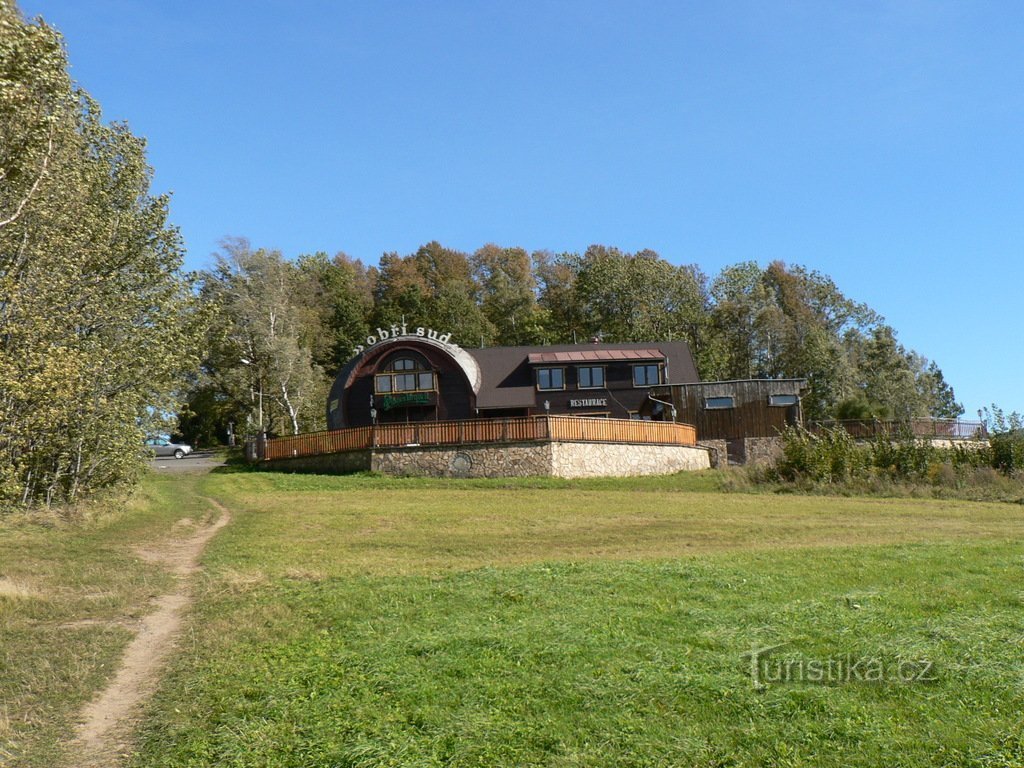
[374,354,436,394]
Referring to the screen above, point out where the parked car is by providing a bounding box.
[145,438,193,459]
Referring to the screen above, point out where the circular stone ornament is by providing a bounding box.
[450,452,473,477]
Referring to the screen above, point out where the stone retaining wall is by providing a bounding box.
[372,442,554,478]
[744,436,783,466]
[550,441,710,478]
[698,440,728,468]
[262,440,710,479]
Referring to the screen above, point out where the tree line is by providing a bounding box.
[184,239,962,444]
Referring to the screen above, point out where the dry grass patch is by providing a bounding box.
[0,577,44,602]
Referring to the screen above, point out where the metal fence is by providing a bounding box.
[808,419,987,441]
[258,415,698,461]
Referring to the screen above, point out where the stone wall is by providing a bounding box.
[698,440,728,468]
[262,440,711,479]
[744,436,783,466]
[548,442,708,479]
[371,442,553,478]
[550,441,710,478]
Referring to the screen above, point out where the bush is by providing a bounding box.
[990,431,1024,477]
[869,431,940,481]
[768,424,1024,502]
[776,426,869,484]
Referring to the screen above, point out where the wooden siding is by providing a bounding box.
[261,415,698,461]
[658,380,806,441]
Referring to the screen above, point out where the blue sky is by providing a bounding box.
[21,1,1024,417]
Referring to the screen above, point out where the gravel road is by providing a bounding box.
[149,451,226,473]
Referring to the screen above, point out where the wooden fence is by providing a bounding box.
[260,415,698,461]
[809,419,987,441]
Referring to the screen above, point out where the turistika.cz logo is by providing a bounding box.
[742,643,938,689]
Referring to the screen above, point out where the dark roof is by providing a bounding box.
[466,341,699,410]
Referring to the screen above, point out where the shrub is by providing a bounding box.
[989,431,1024,477]
[868,432,940,482]
[777,426,869,484]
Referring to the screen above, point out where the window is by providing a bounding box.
[374,356,436,394]
[769,394,799,407]
[632,364,661,387]
[537,367,565,390]
[705,396,735,410]
[394,373,418,391]
[578,366,605,389]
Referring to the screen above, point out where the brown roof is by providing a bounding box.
[526,348,664,364]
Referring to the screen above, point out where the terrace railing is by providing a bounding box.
[259,415,698,461]
[808,418,987,441]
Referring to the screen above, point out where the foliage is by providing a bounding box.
[196,240,328,438]
[0,3,202,506]
[978,405,1024,477]
[772,422,1024,499]
[775,425,869,483]
[185,241,971,443]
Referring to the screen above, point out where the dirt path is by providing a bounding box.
[69,498,231,767]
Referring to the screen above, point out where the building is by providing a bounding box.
[250,328,810,477]
[643,378,808,464]
[326,325,700,429]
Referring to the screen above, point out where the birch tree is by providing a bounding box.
[199,241,327,436]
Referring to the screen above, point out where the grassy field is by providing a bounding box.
[4,469,1024,766]
[0,473,218,767]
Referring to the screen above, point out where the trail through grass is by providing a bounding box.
[0,472,217,767]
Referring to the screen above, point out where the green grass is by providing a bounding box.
[0,472,217,767]
[3,469,1023,766]
[126,470,1024,767]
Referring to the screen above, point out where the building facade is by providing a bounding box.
[326,326,700,429]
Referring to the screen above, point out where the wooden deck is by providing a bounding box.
[258,415,698,461]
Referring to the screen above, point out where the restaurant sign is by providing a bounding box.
[379,392,433,411]
[569,398,608,408]
[352,323,455,357]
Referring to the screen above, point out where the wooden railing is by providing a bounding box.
[260,415,698,461]
[809,419,987,441]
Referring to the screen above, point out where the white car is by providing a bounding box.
[145,438,193,459]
